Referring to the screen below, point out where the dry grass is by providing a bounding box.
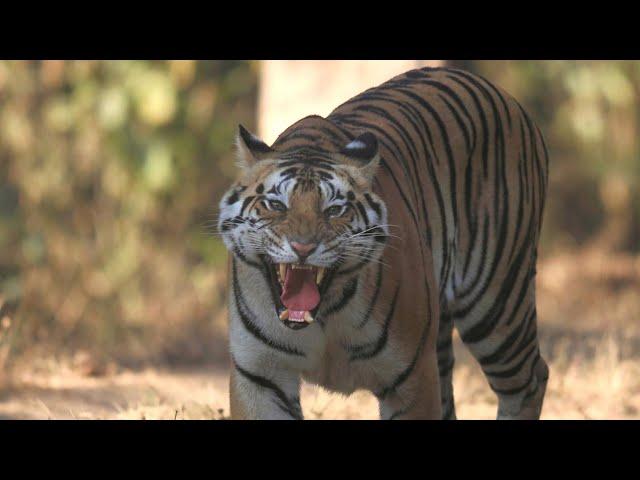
[1,250,639,420]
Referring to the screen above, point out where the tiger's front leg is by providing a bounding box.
[230,360,303,420]
[377,345,442,420]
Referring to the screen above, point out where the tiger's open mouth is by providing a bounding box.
[264,260,329,330]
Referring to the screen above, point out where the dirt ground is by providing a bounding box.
[1,250,639,420]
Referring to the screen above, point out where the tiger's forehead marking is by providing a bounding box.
[289,182,322,214]
[258,161,353,205]
[291,166,320,192]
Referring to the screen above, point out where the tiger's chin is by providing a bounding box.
[261,256,332,330]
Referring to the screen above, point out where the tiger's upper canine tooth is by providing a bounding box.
[279,264,287,282]
[303,311,314,323]
[316,267,325,285]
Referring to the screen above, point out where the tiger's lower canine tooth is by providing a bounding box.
[279,309,289,321]
[304,311,314,323]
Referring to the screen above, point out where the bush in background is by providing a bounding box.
[463,60,640,254]
[0,61,257,367]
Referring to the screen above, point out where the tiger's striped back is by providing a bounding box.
[324,66,550,418]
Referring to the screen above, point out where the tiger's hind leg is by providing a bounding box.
[460,309,549,419]
[437,309,457,419]
[454,263,549,420]
[495,350,549,420]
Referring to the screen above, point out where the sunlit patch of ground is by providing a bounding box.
[1,251,639,420]
[2,338,638,420]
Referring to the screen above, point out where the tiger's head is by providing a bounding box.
[218,123,388,329]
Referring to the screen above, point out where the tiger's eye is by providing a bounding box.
[268,199,287,212]
[325,205,344,218]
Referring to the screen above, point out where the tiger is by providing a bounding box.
[217,66,550,420]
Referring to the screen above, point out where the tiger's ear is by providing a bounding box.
[236,124,274,170]
[338,132,380,183]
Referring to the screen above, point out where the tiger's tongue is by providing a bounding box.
[280,267,320,313]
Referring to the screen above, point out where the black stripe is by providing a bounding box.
[461,70,513,132]
[334,247,375,276]
[355,201,370,226]
[348,285,400,361]
[364,193,382,217]
[396,87,459,229]
[377,320,429,400]
[445,74,491,179]
[232,259,306,357]
[457,239,534,343]
[490,350,541,396]
[320,277,358,322]
[389,87,452,282]
[220,216,245,232]
[226,190,240,205]
[354,91,437,235]
[357,262,384,329]
[478,306,536,366]
[232,357,302,419]
[231,238,262,269]
[421,79,478,149]
[447,69,507,237]
[239,195,256,216]
[438,93,471,153]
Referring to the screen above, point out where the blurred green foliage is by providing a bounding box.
[0,61,257,365]
[464,61,640,254]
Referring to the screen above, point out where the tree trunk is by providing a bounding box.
[258,60,445,144]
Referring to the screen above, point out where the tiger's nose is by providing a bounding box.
[290,241,318,259]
